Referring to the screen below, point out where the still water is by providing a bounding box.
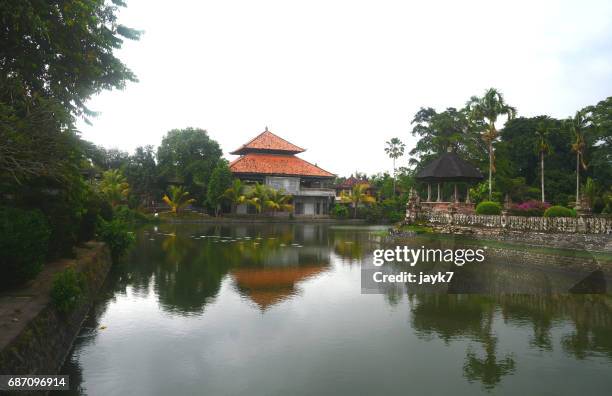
[58,224,612,395]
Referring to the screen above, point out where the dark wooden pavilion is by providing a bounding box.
[415,149,483,212]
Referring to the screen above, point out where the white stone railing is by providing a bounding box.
[418,212,612,234]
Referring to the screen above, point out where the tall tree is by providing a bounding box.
[466,88,517,199]
[384,137,405,196]
[157,128,223,202]
[567,110,592,209]
[0,0,140,118]
[206,160,233,216]
[535,117,554,202]
[124,146,159,207]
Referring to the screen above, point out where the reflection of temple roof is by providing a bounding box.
[232,266,327,310]
[416,152,484,182]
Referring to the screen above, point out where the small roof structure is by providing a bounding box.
[415,152,484,182]
[230,128,305,155]
[335,176,370,189]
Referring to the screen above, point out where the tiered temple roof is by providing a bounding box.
[229,128,334,178]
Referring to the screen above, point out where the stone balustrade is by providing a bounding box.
[416,212,612,234]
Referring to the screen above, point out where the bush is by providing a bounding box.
[508,200,551,217]
[475,201,502,215]
[544,205,576,218]
[51,267,87,313]
[331,204,349,219]
[113,205,151,224]
[79,191,113,243]
[97,218,136,262]
[0,207,51,289]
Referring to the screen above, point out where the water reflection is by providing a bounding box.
[55,224,612,395]
[409,293,612,390]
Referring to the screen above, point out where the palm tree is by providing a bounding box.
[100,169,129,207]
[384,137,406,196]
[535,117,553,203]
[340,183,376,218]
[466,88,517,199]
[222,179,247,214]
[264,188,293,215]
[162,185,196,215]
[567,110,591,209]
[247,182,269,214]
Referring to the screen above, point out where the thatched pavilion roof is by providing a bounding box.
[415,152,484,182]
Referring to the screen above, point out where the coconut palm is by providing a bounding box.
[340,183,376,218]
[162,185,196,215]
[466,88,517,199]
[222,179,247,213]
[567,110,592,209]
[535,117,553,203]
[384,137,406,196]
[99,169,130,207]
[247,182,269,214]
[265,188,293,214]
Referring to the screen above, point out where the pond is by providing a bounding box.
[57,224,612,395]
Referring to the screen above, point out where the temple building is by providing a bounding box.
[229,128,336,216]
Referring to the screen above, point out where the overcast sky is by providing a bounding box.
[78,0,612,176]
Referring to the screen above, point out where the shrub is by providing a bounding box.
[544,205,576,218]
[51,267,87,313]
[475,201,502,215]
[113,205,151,224]
[97,218,136,262]
[508,200,551,217]
[79,191,113,243]
[331,204,349,219]
[0,207,51,289]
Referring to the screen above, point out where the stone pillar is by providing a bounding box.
[453,184,458,203]
[427,183,431,202]
[465,185,471,204]
[437,183,441,202]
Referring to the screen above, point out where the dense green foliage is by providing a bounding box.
[544,206,576,218]
[157,128,223,203]
[97,218,136,262]
[409,89,611,211]
[0,207,51,288]
[51,268,87,313]
[0,0,141,292]
[331,204,349,219]
[207,161,233,215]
[475,201,502,215]
[0,0,140,117]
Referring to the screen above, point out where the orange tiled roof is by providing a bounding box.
[230,153,334,178]
[337,176,370,189]
[230,129,305,155]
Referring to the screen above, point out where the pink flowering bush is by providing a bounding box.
[508,200,551,217]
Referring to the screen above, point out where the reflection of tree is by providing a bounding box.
[410,295,515,389]
[408,293,612,390]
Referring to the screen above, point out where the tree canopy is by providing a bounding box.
[157,128,223,202]
[0,0,141,118]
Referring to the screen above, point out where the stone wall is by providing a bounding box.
[0,242,112,380]
[422,211,611,234]
[404,208,612,251]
